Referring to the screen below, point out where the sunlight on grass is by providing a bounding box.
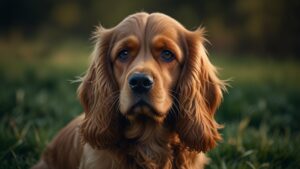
[211,56,300,88]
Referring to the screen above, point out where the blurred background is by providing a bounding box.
[0,0,299,169]
[1,0,300,57]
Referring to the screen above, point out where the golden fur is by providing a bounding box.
[32,12,225,169]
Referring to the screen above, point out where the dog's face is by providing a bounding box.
[111,13,184,121]
[79,12,224,152]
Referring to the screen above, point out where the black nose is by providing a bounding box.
[128,73,153,93]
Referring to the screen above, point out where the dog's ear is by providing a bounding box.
[78,26,120,149]
[176,28,225,152]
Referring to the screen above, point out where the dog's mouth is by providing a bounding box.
[126,99,165,121]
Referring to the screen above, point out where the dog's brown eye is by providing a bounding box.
[160,50,175,62]
[117,49,129,62]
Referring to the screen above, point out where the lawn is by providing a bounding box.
[0,39,299,169]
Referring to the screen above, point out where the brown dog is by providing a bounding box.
[32,12,225,169]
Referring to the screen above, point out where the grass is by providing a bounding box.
[0,38,300,169]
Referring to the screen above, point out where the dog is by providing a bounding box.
[32,12,225,169]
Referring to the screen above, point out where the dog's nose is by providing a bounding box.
[128,73,153,93]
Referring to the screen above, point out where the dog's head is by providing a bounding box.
[78,12,225,152]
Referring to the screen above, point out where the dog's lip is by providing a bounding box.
[127,99,164,117]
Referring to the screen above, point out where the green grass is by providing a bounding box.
[0,39,300,168]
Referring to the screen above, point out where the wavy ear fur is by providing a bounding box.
[176,28,225,152]
[78,26,120,149]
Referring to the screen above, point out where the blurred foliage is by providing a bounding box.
[1,0,300,57]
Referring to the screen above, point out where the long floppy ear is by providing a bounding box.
[176,28,225,152]
[78,26,120,149]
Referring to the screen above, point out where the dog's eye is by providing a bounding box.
[117,49,129,62]
[160,50,175,62]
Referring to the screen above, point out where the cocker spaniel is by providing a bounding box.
[32,12,225,169]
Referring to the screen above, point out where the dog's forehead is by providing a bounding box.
[114,12,185,41]
[147,13,185,31]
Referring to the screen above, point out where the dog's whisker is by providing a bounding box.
[104,95,119,113]
[101,92,120,105]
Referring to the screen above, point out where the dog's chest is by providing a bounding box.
[79,143,206,169]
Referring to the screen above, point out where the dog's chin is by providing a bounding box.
[124,100,166,123]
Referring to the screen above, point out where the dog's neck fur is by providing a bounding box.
[108,116,192,169]
[119,117,171,168]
